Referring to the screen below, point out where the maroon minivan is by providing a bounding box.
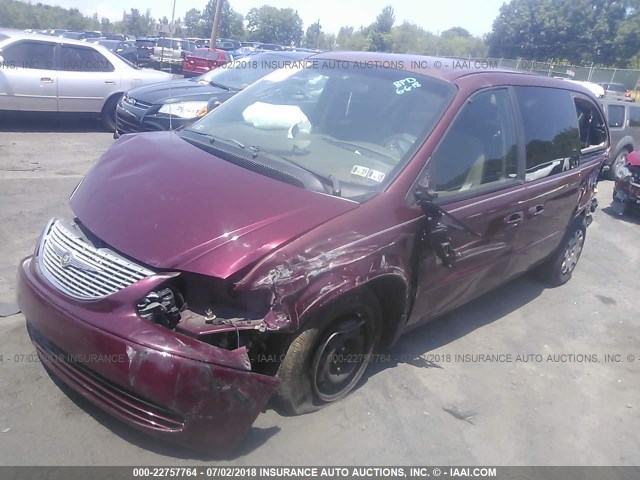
[17,52,608,453]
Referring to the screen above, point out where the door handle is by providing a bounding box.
[504,212,524,225]
[40,77,54,83]
[105,80,116,84]
[528,204,544,217]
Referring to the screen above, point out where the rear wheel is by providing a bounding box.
[101,94,122,132]
[274,290,381,415]
[535,218,586,287]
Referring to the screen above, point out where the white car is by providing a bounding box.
[563,79,605,99]
[0,30,172,130]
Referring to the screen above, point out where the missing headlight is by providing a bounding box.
[137,287,184,329]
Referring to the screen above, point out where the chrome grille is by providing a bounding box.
[38,219,154,300]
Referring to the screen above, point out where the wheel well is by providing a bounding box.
[101,92,123,114]
[614,145,633,162]
[365,276,408,347]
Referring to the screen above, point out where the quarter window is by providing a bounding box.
[607,105,625,128]
[629,106,640,127]
[60,46,113,72]
[0,41,54,70]
[430,89,518,196]
[514,87,581,182]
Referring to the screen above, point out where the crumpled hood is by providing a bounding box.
[71,132,357,278]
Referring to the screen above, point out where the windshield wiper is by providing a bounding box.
[208,81,231,91]
[251,146,341,197]
[182,129,245,149]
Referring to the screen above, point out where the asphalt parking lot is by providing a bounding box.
[0,116,639,466]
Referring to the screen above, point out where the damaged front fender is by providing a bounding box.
[236,217,422,333]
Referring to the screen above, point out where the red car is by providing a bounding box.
[613,150,640,214]
[18,52,606,454]
[182,48,231,77]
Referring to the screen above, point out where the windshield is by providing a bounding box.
[183,63,454,200]
[197,56,295,90]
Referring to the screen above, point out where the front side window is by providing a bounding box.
[60,46,113,72]
[0,41,54,70]
[430,89,518,197]
[514,86,581,182]
[629,106,640,127]
[607,105,625,128]
[183,64,455,200]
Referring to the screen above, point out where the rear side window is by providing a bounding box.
[0,41,54,70]
[60,45,114,72]
[575,98,607,150]
[629,106,640,127]
[514,87,581,182]
[607,105,625,128]
[431,89,518,196]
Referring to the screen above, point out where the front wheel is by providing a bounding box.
[535,218,586,287]
[607,148,630,180]
[274,290,382,415]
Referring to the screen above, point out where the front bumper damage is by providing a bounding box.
[17,257,279,454]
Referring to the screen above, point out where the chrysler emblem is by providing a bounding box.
[60,252,72,268]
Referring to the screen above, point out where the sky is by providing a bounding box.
[32,0,506,37]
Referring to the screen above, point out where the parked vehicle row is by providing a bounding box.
[17,52,606,454]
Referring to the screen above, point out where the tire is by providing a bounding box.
[101,94,121,132]
[607,148,630,180]
[535,217,587,287]
[274,289,382,415]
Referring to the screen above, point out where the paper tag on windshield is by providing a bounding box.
[367,170,386,183]
[351,165,370,177]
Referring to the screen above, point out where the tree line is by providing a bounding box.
[488,0,640,68]
[2,0,640,67]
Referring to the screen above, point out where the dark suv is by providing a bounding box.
[134,38,156,65]
[600,99,640,178]
[17,53,607,454]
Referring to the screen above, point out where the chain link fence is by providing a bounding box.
[462,57,640,90]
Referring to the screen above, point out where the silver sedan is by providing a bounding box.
[0,30,172,130]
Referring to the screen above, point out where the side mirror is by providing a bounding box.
[414,188,456,268]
